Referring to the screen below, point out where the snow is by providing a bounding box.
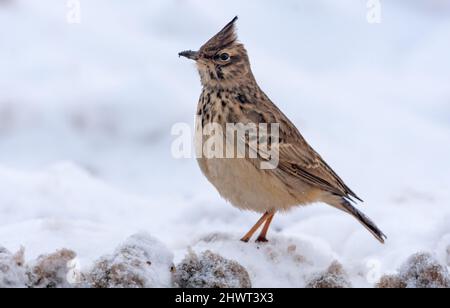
[0,0,450,287]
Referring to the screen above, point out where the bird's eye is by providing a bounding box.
[218,53,230,61]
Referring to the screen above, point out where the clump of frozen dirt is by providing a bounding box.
[305,261,352,288]
[26,249,77,288]
[174,249,252,288]
[377,274,407,288]
[377,252,450,288]
[0,246,26,288]
[87,233,174,288]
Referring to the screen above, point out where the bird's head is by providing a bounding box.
[179,17,255,88]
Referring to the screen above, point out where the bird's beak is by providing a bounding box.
[178,50,199,61]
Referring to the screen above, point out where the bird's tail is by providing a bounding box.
[331,198,387,244]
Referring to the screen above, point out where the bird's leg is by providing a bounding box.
[240,212,270,243]
[256,212,275,243]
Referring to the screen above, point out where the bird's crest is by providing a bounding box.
[200,16,239,55]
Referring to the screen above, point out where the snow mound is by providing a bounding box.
[306,261,352,288]
[377,253,450,288]
[27,249,77,288]
[87,233,174,288]
[0,247,26,288]
[175,249,251,288]
[189,233,335,287]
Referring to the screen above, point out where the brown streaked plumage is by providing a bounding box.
[179,17,386,244]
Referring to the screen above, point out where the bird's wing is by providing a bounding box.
[260,99,361,202]
[276,139,362,202]
[237,119,361,202]
[229,91,362,202]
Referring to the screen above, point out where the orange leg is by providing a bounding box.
[256,213,275,243]
[240,212,271,242]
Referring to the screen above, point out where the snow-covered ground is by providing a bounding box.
[0,0,449,287]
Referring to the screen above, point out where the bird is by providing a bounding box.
[179,17,386,244]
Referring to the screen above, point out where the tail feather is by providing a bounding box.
[332,198,387,244]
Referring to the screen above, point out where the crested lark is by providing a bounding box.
[179,17,386,244]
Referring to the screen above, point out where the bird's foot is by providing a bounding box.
[240,237,250,243]
[255,237,269,243]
